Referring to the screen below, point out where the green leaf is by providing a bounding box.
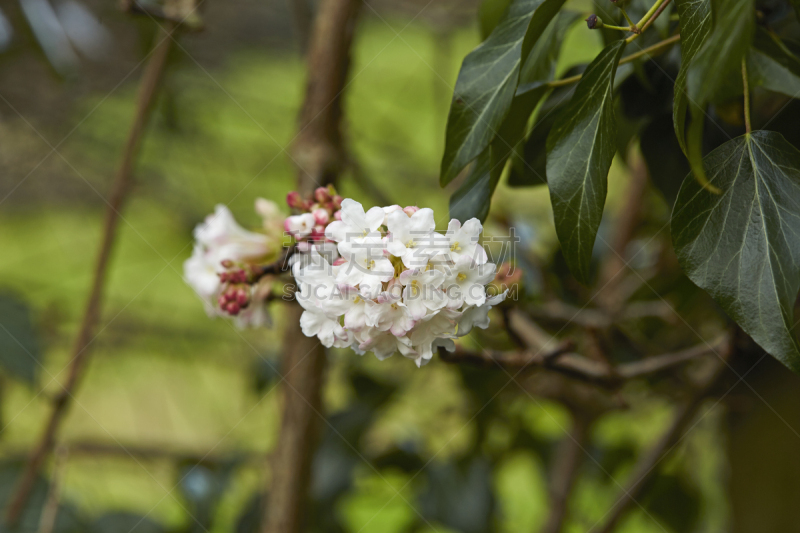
[686,0,754,105]
[519,11,579,87]
[545,39,627,283]
[440,0,566,186]
[489,13,576,188]
[673,0,712,154]
[747,28,800,98]
[449,147,497,223]
[671,131,800,373]
[490,85,550,186]
[0,293,41,384]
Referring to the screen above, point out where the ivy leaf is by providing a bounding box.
[673,0,712,154]
[440,0,565,186]
[686,0,755,106]
[0,293,41,384]
[546,40,627,283]
[747,28,800,98]
[449,147,496,223]
[671,131,800,373]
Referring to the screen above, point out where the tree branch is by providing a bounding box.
[440,335,726,388]
[261,1,361,532]
[542,413,594,533]
[5,23,176,527]
[594,339,731,533]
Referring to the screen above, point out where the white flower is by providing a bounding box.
[382,205,403,224]
[407,308,460,367]
[194,204,270,259]
[336,232,394,287]
[386,208,442,269]
[398,268,446,320]
[456,290,508,337]
[185,204,269,302]
[357,328,414,361]
[184,244,225,300]
[443,218,487,265]
[328,284,370,330]
[300,309,346,348]
[365,292,415,336]
[325,198,385,242]
[285,213,316,238]
[442,256,497,308]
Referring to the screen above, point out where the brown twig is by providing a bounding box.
[440,336,724,388]
[594,338,731,533]
[542,413,594,533]
[638,0,672,34]
[5,23,176,526]
[261,1,361,533]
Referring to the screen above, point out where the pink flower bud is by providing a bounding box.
[333,257,347,266]
[286,191,304,209]
[403,206,420,216]
[296,241,313,253]
[334,210,342,221]
[332,195,343,209]
[313,208,330,225]
[236,288,249,305]
[314,187,331,203]
[226,302,241,315]
[221,259,234,269]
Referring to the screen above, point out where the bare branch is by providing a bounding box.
[6,23,176,526]
[542,414,594,533]
[594,339,732,533]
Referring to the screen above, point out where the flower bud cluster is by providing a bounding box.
[284,186,344,244]
[290,197,507,367]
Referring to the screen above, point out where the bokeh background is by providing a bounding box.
[1,0,799,532]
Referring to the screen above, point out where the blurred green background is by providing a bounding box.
[0,0,768,531]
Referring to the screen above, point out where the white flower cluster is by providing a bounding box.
[184,200,282,327]
[292,199,506,367]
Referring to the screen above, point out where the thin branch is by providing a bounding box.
[5,23,176,527]
[594,340,731,533]
[548,34,680,88]
[638,0,673,34]
[542,414,594,533]
[440,335,726,388]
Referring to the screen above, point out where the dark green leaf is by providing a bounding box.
[510,66,584,187]
[488,12,576,189]
[671,131,800,373]
[546,39,627,283]
[0,293,41,384]
[686,0,755,105]
[519,11,579,86]
[449,147,497,223]
[440,0,566,186]
[673,0,712,154]
[748,28,800,98]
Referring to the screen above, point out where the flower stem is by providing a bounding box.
[547,33,680,88]
[626,0,671,42]
[742,58,752,134]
